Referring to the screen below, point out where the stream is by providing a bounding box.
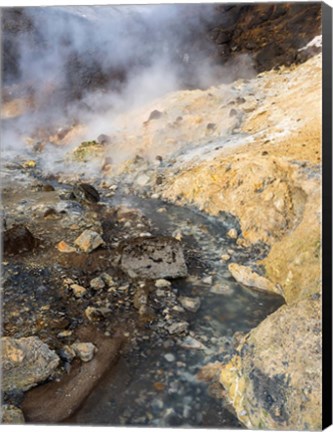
[66,192,285,427]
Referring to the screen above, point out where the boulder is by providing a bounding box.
[2,336,60,392]
[119,237,188,279]
[219,295,322,430]
[228,263,281,295]
[3,225,39,255]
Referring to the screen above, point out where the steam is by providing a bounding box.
[1,4,255,172]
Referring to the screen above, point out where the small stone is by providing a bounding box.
[85,306,98,321]
[56,241,76,253]
[59,345,76,362]
[221,254,231,261]
[74,230,105,253]
[71,342,96,362]
[139,232,152,237]
[90,276,105,290]
[100,273,115,287]
[70,284,87,298]
[57,330,73,338]
[153,382,165,392]
[227,228,238,239]
[180,336,207,350]
[210,283,234,295]
[155,279,171,288]
[202,276,213,285]
[167,321,189,335]
[179,296,201,312]
[164,353,176,362]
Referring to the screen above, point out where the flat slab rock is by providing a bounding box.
[119,236,188,279]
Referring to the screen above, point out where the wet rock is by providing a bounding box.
[3,225,39,255]
[167,321,189,335]
[155,279,171,288]
[2,337,60,392]
[227,228,238,239]
[180,336,207,350]
[202,275,213,285]
[228,263,281,294]
[56,200,83,216]
[90,276,105,290]
[0,405,25,424]
[119,237,188,279]
[71,342,96,363]
[164,353,176,362]
[210,283,234,296]
[221,254,231,261]
[70,284,87,298]
[220,296,321,430]
[74,229,105,253]
[56,241,76,253]
[71,183,100,203]
[179,296,201,312]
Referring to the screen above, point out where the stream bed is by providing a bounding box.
[66,192,285,427]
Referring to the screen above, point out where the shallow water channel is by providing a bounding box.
[67,193,285,427]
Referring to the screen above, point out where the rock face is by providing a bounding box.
[219,295,322,430]
[119,237,188,279]
[2,337,60,392]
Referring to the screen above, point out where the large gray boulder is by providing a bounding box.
[2,336,60,392]
[119,237,188,279]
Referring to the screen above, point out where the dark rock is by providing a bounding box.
[3,225,39,255]
[97,134,111,145]
[71,183,100,203]
[119,236,188,279]
[229,108,238,117]
[147,110,163,121]
[206,123,216,131]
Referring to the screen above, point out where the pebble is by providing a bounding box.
[57,330,73,338]
[71,342,96,362]
[179,296,201,313]
[202,276,213,285]
[90,276,105,290]
[155,279,171,288]
[227,228,238,239]
[164,353,176,362]
[221,254,231,261]
[167,321,189,335]
[70,284,87,298]
[139,232,152,237]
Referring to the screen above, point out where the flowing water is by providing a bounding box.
[67,192,285,427]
